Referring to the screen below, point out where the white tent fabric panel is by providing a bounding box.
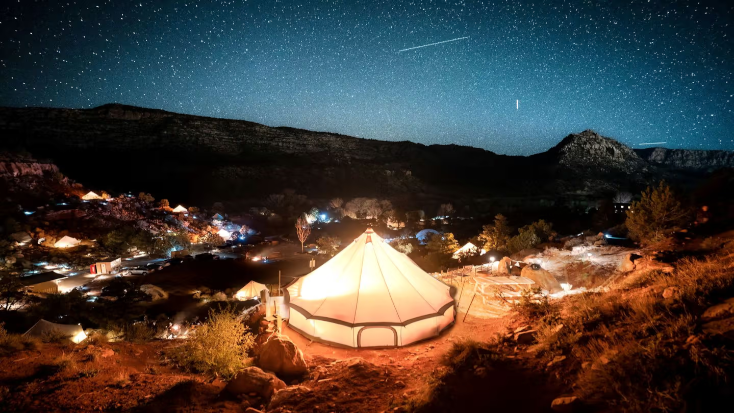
[24,319,87,343]
[287,229,454,348]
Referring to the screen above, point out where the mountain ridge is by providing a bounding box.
[0,104,731,204]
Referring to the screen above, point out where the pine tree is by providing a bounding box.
[478,214,512,252]
[626,181,689,245]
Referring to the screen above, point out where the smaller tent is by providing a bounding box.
[54,235,81,248]
[235,281,269,301]
[11,232,32,244]
[172,205,188,213]
[452,242,486,259]
[24,319,87,343]
[82,191,103,200]
[217,229,231,240]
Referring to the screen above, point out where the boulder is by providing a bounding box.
[225,367,286,398]
[662,287,680,300]
[702,317,734,338]
[258,335,308,377]
[268,386,313,410]
[619,253,637,272]
[514,330,537,345]
[701,298,734,321]
[520,265,562,293]
[551,396,580,412]
[496,257,513,275]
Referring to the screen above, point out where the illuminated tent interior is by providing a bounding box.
[24,319,87,343]
[236,280,269,301]
[81,191,103,200]
[54,235,81,248]
[286,229,455,348]
[172,205,188,213]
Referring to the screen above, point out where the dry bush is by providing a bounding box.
[0,323,41,355]
[52,352,78,374]
[124,323,155,343]
[169,307,255,379]
[86,332,109,345]
[113,370,130,387]
[41,328,72,344]
[513,288,558,322]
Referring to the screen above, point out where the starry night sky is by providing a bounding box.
[1,0,732,155]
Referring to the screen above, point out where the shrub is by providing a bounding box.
[169,307,255,379]
[626,181,689,245]
[41,328,72,344]
[0,323,41,355]
[513,288,557,322]
[124,323,156,343]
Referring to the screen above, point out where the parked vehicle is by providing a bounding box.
[129,267,148,275]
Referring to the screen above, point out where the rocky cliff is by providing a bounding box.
[0,152,59,177]
[0,104,730,203]
[636,147,734,172]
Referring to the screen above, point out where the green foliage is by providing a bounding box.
[426,233,461,255]
[316,235,341,256]
[478,214,512,252]
[152,231,192,255]
[101,227,154,255]
[170,307,255,379]
[0,271,30,312]
[506,220,555,253]
[626,181,690,245]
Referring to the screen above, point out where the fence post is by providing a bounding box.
[463,294,476,322]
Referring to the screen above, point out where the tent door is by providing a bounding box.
[357,326,398,348]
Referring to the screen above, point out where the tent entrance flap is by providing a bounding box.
[358,326,398,348]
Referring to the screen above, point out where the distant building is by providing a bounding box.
[613,203,632,214]
[21,271,66,294]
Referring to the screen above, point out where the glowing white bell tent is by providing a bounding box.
[452,242,486,259]
[24,319,87,344]
[286,229,455,348]
[172,205,188,213]
[54,235,81,249]
[81,191,103,200]
[236,280,269,301]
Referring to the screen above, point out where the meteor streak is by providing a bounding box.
[398,36,469,53]
[638,142,667,146]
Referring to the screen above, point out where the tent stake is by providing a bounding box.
[463,294,476,323]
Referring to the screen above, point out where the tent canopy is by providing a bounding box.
[235,280,268,300]
[172,205,188,213]
[287,229,454,348]
[452,242,486,259]
[416,229,440,245]
[54,235,81,248]
[24,319,87,343]
[82,191,103,200]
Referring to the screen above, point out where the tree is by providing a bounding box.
[613,191,633,204]
[478,214,512,252]
[436,203,455,218]
[329,198,344,210]
[316,236,341,256]
[426,233,461,255]
[626,181,689,245]
[0,272,31,312]
[138,192,155,203]
[159,199,170,209]
[390,238,414,255]
[296,215,311,252]
[188,206,200,214]
[506,220,556,253]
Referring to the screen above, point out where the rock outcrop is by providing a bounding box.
[521,264,562,293]
[225,367,286,398]
[637,147,734,171]
[258,335,308,377]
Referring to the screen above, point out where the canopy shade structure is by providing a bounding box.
[235,280,269,301]
[172,205,188,213]
[287,229,454,348]
[452,242,486,259]
[82,191,103,200]
[24,319,87,343]
[54,235,81,248]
